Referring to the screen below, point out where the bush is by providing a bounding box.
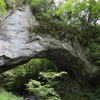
[0,90,23,100]
[26,71,67,100]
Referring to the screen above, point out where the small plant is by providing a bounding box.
[0,90,23,100]
[26,71,67,100]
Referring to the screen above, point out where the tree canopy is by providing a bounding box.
[56,0,100,65]
[57,0,100,28]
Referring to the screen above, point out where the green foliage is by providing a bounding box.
[26,71,67,100]
[33,15,78,40]
[0,59,56,90]
[29,0,100,46]
[63,88,100,100]
[56,0,100,44]
[90,34,100,66]
[5,0,16,9]
[0,0,7,15]
[57,0,100,25]
[0,90,23,100]
[0,0,16,15]
[27,80,61,100]
[39,71,67,82]
[0,59,68,99]
[29,0,55,15]
[28,0,79,41]
[23,59,56,76]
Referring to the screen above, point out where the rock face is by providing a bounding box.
[0,4,94,88]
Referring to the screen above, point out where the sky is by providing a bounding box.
[54,0,66,6]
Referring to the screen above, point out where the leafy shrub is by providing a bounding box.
[26,80,60,100]
[26,71,67,100]
[0,90,23,100]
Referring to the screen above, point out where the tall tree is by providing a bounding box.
[57,0,100,27]
[57,0,100,43]
[57,0,100,65]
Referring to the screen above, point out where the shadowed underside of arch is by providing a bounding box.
[34,49,92,87]
[0,48,92,89]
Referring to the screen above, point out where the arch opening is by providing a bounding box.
[0,48,91,90]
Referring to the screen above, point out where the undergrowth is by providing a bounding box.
[26,71,68,100]
[0,89,23,100]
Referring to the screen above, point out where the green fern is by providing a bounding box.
[26,71,67,100]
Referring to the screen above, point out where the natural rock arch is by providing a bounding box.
[0,5,94,89]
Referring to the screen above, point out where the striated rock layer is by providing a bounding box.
[0,4,95,88]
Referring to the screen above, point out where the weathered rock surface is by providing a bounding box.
[0,4,94,88]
